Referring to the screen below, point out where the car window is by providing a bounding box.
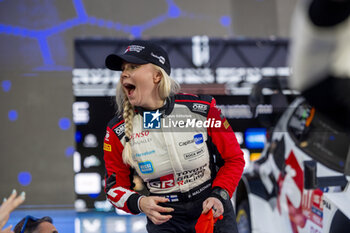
[288,102,350,173]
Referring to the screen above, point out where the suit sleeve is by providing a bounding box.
[103,125,142,214]
[207,98,245,197]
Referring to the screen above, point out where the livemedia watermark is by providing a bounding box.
[143,110,223,130]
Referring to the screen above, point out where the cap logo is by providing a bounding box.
[151,52,165,64]
[124,45,145,53]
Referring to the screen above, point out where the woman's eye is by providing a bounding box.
[121,64,139,71]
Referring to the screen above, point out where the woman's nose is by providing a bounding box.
[121,70,129,79]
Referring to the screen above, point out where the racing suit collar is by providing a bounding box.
[134,95,174,117]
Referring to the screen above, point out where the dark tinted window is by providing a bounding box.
[288,102,350,173]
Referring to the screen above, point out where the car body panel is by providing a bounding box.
[236,97,350,233]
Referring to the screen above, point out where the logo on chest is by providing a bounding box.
[194,133,204,144]
[131,130,152,145]
[184,148,204,160]
[138,161,154,174]
[148,174,175,189]
[135,150,155,158]
[179,133,204,146]
[177,164,207,185]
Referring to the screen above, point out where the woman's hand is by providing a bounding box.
[202,197,224,218]
[0,190,25,232]
[0,225,13,233]
[139,196,174,225]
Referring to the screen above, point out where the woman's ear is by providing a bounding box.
[153,70,162,84]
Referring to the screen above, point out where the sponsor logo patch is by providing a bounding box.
[138,161,154,174]
[179,133,204,146]
[135,150,155,158]
[105,130,110,141]
[131,130,149,139]
[179,138,194,146]
[184,148,204,160]
[103,143,111,152]
[164,195,179,202]
[177,164,206,185]
[151,52,165,64]
[194,133,204,144]
[192,103,208,113]
[149,174,175,189]
[131,137,152,146]
[125,45,145,53]
[223,119,230,129]
[114,123,125,136]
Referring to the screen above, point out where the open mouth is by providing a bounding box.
[123,83,136,96]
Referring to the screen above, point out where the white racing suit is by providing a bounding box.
[103,93,245,232]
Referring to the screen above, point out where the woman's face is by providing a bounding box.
[121,62,162,109]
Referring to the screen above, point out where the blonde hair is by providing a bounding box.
[116,65,180,167]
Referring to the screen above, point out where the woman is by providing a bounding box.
[14,216,57,233]
[103,40,245,232]
[0,190,25,233]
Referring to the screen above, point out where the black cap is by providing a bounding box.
[105,40,171,75]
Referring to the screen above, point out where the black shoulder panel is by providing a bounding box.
[107,115,125,140]
[174,94,213,117]
[107,114,123,128]
[175,93,213,103]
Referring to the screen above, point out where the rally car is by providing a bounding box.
[234,97,350,233]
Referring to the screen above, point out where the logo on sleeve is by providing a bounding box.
[103,143,111,152]
[223,119,230,129]
[138,161,154,174]
[143,110,161,129]
[192,103,208,113]
[114,123,125,136]
[104,131,110,141]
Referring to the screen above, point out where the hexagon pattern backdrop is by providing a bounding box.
[0,0,296,207]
